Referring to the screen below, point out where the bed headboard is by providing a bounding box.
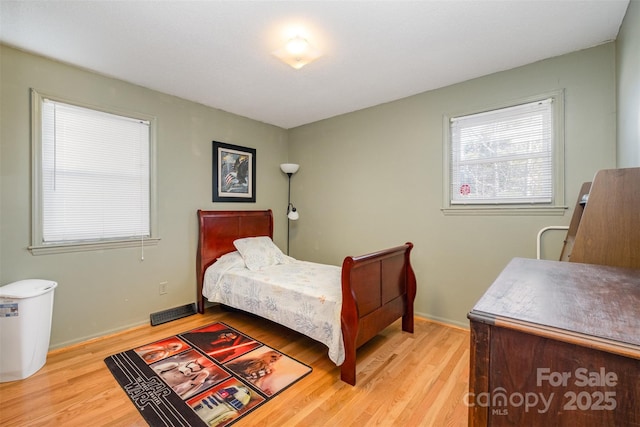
[196,209,274,313]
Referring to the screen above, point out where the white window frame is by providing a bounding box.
[29,89,159,255]
[442,91,566,216]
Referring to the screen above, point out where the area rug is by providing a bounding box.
[104,321,312,427]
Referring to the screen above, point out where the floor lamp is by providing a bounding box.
[280,163,299,254]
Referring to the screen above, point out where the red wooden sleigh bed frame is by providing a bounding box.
[196,209,416,385]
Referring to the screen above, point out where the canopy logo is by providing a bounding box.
[463,367,618,415]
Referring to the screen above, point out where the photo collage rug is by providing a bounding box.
[104,322,312,427]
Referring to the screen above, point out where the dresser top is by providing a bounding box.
[469,257,640,348]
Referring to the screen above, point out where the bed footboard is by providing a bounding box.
[340,242,416,385]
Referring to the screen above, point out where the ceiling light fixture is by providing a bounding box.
[273,35,321,70]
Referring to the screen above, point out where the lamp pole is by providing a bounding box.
[286,172,292,255]
[280,163,299,255]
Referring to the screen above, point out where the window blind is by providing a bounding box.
[41,99,150,243]
[450,98,553,204]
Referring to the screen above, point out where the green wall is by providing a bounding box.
[617,0,640,167]
[288,43,618,327]
[0,45,290,348]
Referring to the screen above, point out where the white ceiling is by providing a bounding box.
[0,0,630,129]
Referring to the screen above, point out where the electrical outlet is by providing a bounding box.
[159,281,168,295]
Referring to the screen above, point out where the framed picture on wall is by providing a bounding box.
[212,141,256,202]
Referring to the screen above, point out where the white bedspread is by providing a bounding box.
[203,251,345,365]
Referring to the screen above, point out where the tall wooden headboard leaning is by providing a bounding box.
[196,209,274,313]
[570,167,640,269]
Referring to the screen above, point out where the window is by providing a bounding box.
[30,90,158,254]
[443,92,565,214]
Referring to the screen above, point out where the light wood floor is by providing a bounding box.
[0,309,470,426]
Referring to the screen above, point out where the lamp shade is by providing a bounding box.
[280,163,300,174]
[287,209,299,220]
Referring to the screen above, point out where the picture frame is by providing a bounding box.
[212,141,256,203]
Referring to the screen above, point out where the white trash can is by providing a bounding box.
[0,279,58,382]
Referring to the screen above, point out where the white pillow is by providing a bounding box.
[233,236,288,271]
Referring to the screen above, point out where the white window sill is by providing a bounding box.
[441,206,568,216]
[29,238,161,255]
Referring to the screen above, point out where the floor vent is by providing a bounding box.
[150,303,197,326]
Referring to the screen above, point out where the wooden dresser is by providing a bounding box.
[468,257,640,426]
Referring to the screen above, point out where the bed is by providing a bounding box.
[196,209,416,385]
